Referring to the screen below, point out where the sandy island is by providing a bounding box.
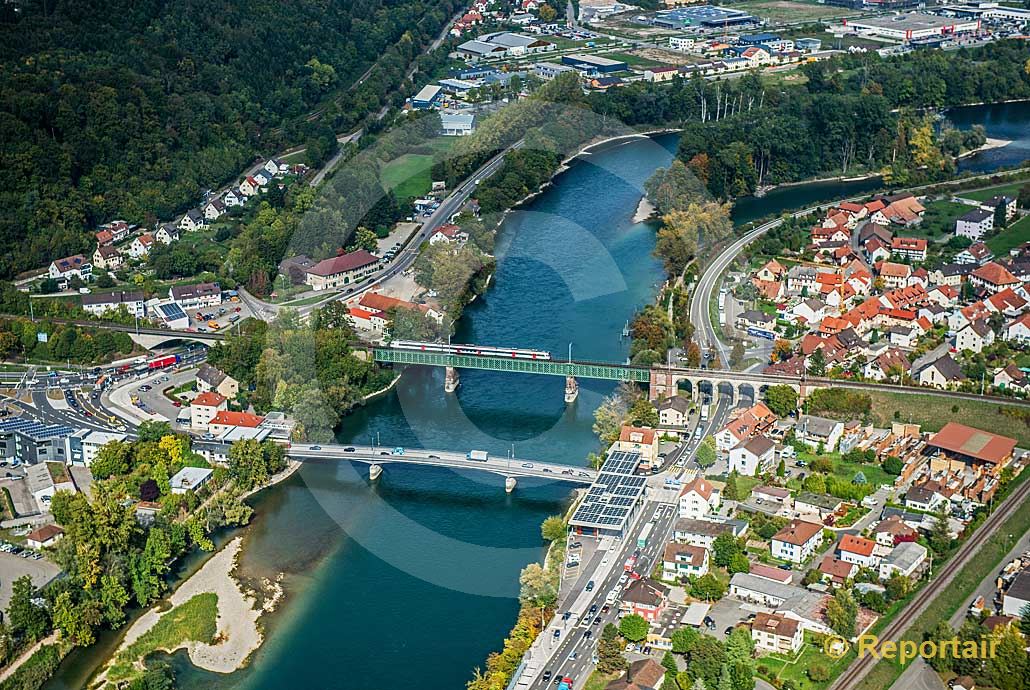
[633,196,656,223]
[100,536,281,682]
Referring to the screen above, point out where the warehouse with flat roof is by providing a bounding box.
[561,54,628,73]
[841,13,980,40]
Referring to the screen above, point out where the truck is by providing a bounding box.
[148,354,180,370]
[467,450,489,462]
[637,522,653,549]
[699,404,709,423]
[557,678,574,690]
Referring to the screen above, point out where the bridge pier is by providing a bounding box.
[505,476,517,493]
[444,366,460,393]
[564,376,579,404]
[369,464,382,481]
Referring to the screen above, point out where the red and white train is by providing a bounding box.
[390,340,552,361]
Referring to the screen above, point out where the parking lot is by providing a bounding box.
[129,368,198,423]
[0,550,60,612]
[185,292,250,334]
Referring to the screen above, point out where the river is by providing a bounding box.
[47,102,1030,690]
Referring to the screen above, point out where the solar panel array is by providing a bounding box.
[158,302,187,320]
[0,418,74,441]
[569,451,647,532]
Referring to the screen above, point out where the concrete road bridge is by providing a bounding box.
[281,443,597,492]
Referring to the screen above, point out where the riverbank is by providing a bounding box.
[96,536,280,686]
[957,136,1011,159]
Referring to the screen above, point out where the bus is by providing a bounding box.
[637,522,653,549]
[747,326,776,341]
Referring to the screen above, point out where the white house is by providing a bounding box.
[771,519,823,564]
[955,207,994,241]
[836,534,879,568]
[81,291,145,318]
[658,395,691,427]
[92,246,123,271]
[677,477,720,520]
[729,435,775,477]
[190,392,227,430]
[915,353,965,389]
[170,467,213,494]
[1005,313,1030,344]
[878,541,927,580]
[751,612,803,654]
[662,543,710,581]
[178,209,205,232]
[170,282,222,310]
[795,415,844,451]
[204,198,226,221]
[48,255,92,281]
[129,233,155,259]
[223,189,245,207]
[955,319,994,354]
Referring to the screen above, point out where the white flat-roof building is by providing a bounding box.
[170,467,213,494]
[840,13,980,41]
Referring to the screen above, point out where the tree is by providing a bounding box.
[826,588,858,638]
[984,622,1028,690]
[90,440,133,479]
[928,506,953,555]
[662,650,679,677]
[519,563,557,626]
[687,636,727,688]
[696,435,717,468]
[52,591,101,646]
[724,469,741,501]
[809,348,827,376]
[730,341,744,367]
[137,421,173,443]
[671,626,700,654]
[776,459,786,477]
[8,576,50,641]
[619,614,650,642]
[713,533,744,568]
[352,226,378,252]
[882,455,903,476]
[690,573,727,601]
[764,385,798,416]
[541,516,567,543]
[628,397,660,428]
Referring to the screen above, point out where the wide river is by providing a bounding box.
[47,102,1028,690]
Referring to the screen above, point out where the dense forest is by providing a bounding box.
[0,0,463,279]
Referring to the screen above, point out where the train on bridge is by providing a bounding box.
[390,340,552,361]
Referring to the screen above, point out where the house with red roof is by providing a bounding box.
[347,307,388,333]
[1004,312,1030,344]
[890,236,927,262]
[818,555,858,586]
[678,477,720,519]
[615,425,660,469]
[190,392,228,430]
[771,519,823,563]
[986,287,1027,316]
[837,534,879,568]
[876,261,911,290]
[305,250,380,291]
[208,410,265,436]
[969,261,1020,295]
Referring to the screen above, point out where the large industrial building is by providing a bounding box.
[840,13,980,40]
[568,451,648,539]
[653,6,758,30]
[561,54,628,73]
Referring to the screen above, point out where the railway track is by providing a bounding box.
[830,474,1030,689]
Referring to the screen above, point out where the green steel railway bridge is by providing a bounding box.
[371,346,1030,408]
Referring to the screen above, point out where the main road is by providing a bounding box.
[238,141,525,322]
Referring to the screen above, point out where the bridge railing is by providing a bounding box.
[372,348,651,382]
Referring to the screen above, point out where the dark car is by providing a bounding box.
[584,630,592,639]
[724,627,735,636]
[585,580,595,592]
[778,563,792,571]
[562,611,571,621]
[344,447,356,452]
[589,604,598,615]
[593,616,602,625]
[542,671,552,682]
[601,604,610,614]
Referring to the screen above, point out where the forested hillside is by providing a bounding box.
[0,0,461,279]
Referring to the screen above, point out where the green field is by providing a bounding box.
[986,213,1030,255]
[898,200,970,239]
[379,138,455,202]
[961,181,1026,202]
[759,633,852,689]
[603,51,666,68]
[857,390,1030,447]
[731,0,856,23]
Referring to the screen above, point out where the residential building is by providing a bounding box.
[662,543,709,580]
[818,555,858,587]
[794,492,842,521]
[25,524,64,549]
[305,250,380,291]
[621,580,669,622]
[178,209,205,232]
[66,429,127,466]
[615,426,660,470]
[955,241,994,265]
[678,477,719,520]
[672,518,747,550]
[878,541,927,580]
[980,195,1017,222]
[129,233,154,258]
[751,612,803,654]
[1004,312,1030,343]
[890,236,927,262]
[872,515,919,547]
[204,198,226,221]
[440,112,476,136]
[170,282,222,310]
[190,392,227,430]
[81,290,145,318]
[48,255,91,281]
[771,519,823,564]
[170,467,213,494]
[207,410,265,437]
[970,261,1020,295]
[837,534,879,568]
[729,572,800,607]
[915,353,965,388]
[729,434,775,476]
[92,246,123,271]
[955,319,994,353]
[956,207,994,241]
[196,363,239,399]
[795,415,844,451]
[904,479,946,512]
[658,395,691,426]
